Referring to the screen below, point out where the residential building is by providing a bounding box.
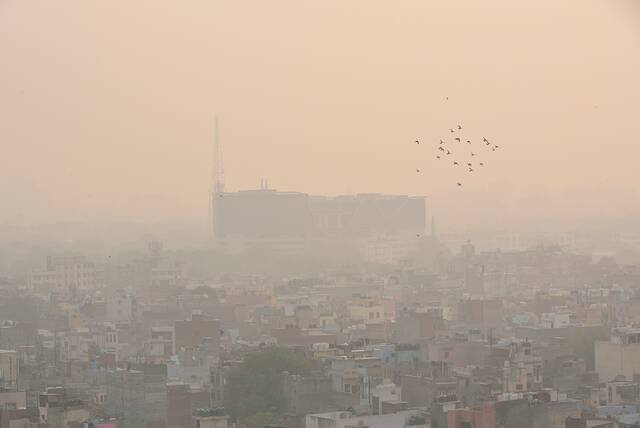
[596,328,640,382]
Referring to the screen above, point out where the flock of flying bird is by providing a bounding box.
[414,124,500,187]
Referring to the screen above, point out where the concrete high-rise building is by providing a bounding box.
[174,313,220,354]
[208,122,426,257]
[464,264,485,297]
[0,350,18,390]
[501,340,543,393]
[596,328,640,382]
[29,255,98,293]
[105,364,168,428]
[212,188,426,257]
[213,189,311,253]
[395,308,446,343]
[457,299,503,334]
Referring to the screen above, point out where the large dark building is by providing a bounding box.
[309,193,426,239]
[212,188,426,254]
[214,190,311,241]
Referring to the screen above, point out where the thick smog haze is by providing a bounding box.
[6,4,640,428]
[1,0,640,233]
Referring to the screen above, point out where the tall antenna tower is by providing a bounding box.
[213,116,224,194]
[210,116,225,235]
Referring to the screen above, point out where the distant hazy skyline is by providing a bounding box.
[2,0,639,233]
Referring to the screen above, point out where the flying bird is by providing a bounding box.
[416,126,499,188]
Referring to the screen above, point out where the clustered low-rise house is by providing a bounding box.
[1,241,640,428]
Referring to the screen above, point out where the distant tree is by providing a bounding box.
[223,347,311,423]
[243,412,277,428]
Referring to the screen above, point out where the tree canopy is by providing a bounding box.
[223,347,311,422]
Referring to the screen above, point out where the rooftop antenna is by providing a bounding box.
[213,115,224,194]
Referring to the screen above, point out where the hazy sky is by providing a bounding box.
[1,0,639,233]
